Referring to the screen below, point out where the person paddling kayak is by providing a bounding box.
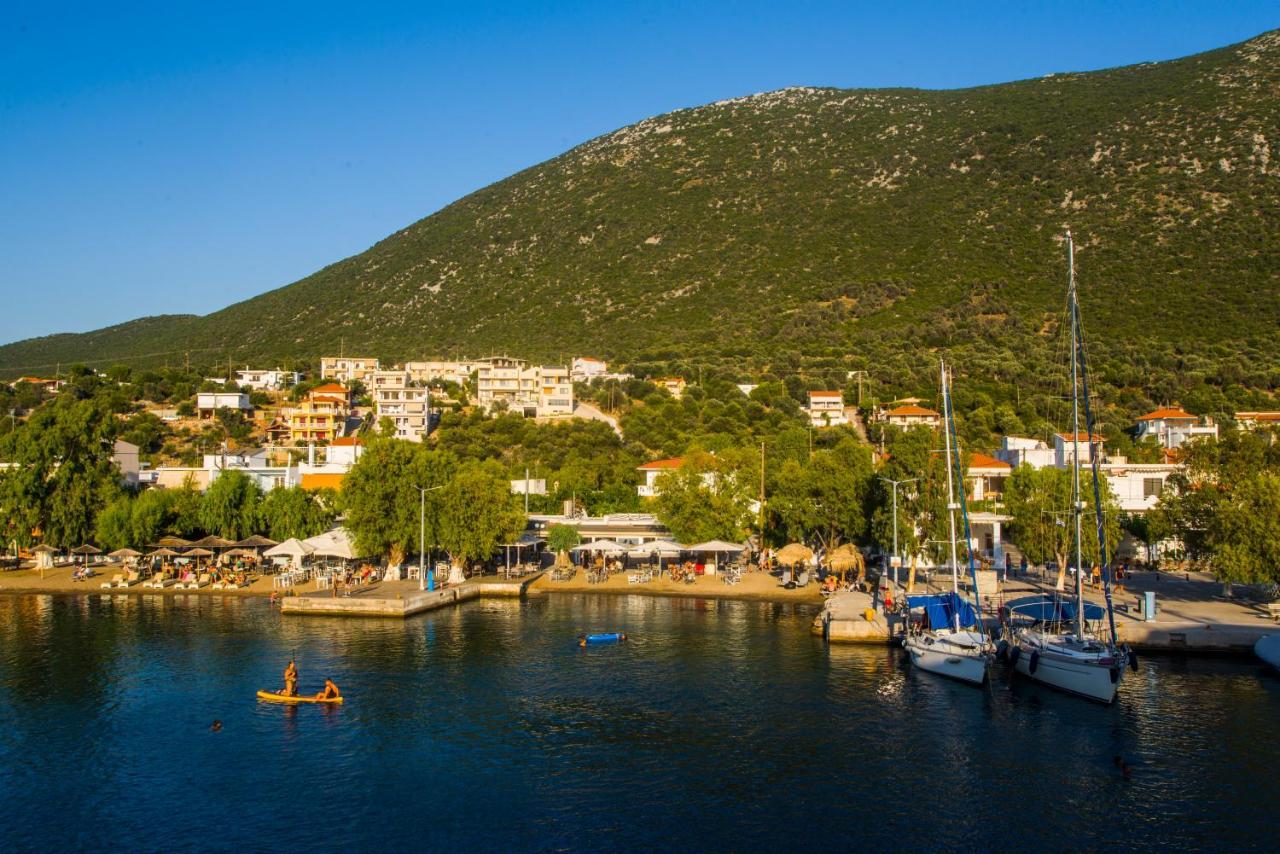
[283,659,298,697]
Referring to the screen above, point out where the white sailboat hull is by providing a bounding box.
[905,630,989,685]
[1011,630,1122,703]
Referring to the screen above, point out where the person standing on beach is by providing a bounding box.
[284,659,298,697]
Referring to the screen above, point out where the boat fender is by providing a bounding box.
[1008,646,1021,667]
[996,640,1010,662]
[1110,666,1120,685]
[1028,650,1040,674]
[1126,645,1139,672]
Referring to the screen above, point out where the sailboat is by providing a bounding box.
[1003,230,1133,703]
[902,360,993,685]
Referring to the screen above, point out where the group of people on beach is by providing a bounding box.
[281,658,341,700]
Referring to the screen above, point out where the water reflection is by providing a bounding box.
[0,593,1275,851]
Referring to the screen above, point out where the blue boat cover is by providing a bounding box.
[1006,595,1105,622]
[906,592,978,629]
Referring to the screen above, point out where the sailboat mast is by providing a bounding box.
[1068,230,1085,640]
[942,361,960,597]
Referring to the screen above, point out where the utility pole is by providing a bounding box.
[879,476,919,588]
[417,484,445,591]
[758,441,766,538]
[524,466,530,514]
[849,370,868,407]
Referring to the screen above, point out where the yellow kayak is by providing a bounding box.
[256,690,344,705]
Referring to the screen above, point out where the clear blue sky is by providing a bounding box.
[1,1,1275,345]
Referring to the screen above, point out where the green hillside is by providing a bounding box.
[3,30,1277,419]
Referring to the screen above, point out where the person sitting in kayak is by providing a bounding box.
[315,678,341,700]
[283,659,298,697]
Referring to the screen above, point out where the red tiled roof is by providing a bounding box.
[310,383,348,394]
[331,436,364,446]
[968,452,1012,470]
[1057,432,1105,443]
[809,391,843,399]
[637,458,683,470]
[1237,411,1280,422]
[887,405,940,418]
[1138,407,1195,421]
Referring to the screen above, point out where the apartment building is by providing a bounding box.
[1134,407,1218,449]
[807,391,847,427]
[234,368,299,391]
[371,369,431,441]
[404,360,478,386]
[475,357,574,418]
[319,356,380,386]
[287,383,350,444]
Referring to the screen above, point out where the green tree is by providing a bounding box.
[0,398,123,548]
[769,438,873,548]
[258,486,336,541]
[653,454,753,544]
[1212,472,1280,589]
[546,523,580,558]
[436,460,525,568]
[340,439,456,564]
[95,496,135,551]
[199,470,261,540]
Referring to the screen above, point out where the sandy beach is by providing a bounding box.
[528,566,825,604]
[1,561,826,606]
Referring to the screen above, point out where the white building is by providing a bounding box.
[205,447,292,492]
[1236,411,1280,431]
[235,368,299,391]
[320,356,380,386]
[807,391,847,427]
[570,357,608,383]
[112,439,140,486]
[475,357,573,418]
[1054,432,1104,468]
[636,458,683,498]
[996,436,1057,469]
[1134,407,1217,449]
[1099,458,1181,513]
[404,360,477,386]
[880,404,941,429]
[736,383,758,397]
[656,377,687,399]
[196,392,252,418]
[371,369,431,441]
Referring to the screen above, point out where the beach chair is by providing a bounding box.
[796,570,811,587]
[193,573,211,589]
[100,573,124,590]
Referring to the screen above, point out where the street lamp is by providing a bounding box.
[879,477,919,588]
[417,485,445,591]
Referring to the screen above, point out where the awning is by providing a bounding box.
[1006,595,1106,622]
[907,592,979,630]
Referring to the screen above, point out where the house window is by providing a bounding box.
[1143,477,1164,499]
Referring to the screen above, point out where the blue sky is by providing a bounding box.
[1,1,1275,346]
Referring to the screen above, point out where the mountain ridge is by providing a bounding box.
[2,30,1277,413]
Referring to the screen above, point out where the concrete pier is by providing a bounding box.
[280,573,541,618]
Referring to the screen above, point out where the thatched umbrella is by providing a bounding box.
[233,535,278,549]
[775,543,814,566]
[70,544,102,556]
[188,535,234,550]
[824,544,866,582]
[108,548,142,562]
[148,547,180,558]
[150,536,191,549]
[184,547,215,558]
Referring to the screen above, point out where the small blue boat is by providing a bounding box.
[579,632,627,646]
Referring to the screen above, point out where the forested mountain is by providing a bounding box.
[3,30,1277,425]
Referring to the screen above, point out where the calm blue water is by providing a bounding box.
[0,592,1276,852]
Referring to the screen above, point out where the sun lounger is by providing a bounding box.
[193,573,211,589]
[100,573,124,589]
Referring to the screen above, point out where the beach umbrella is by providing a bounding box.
[108,548,142,560]
[303,529,358,561]
[70,544,102,556]
[629,540,684,556]
[571,539,625,554]
[32,543,58,575]
[147,548,180,557]
[224,548,258,558]
[188,535,234,550]
[184,547,215,557]
[233,535,278,549]
[687,540,745,572]
[150,536,191,549]
[775,543,814,566]
[264,538,316,569]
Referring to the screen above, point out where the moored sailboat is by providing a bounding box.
[1004,231,1132,703]
[902,360,993,684]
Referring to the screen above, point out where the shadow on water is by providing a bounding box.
[0,593,1275,851]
